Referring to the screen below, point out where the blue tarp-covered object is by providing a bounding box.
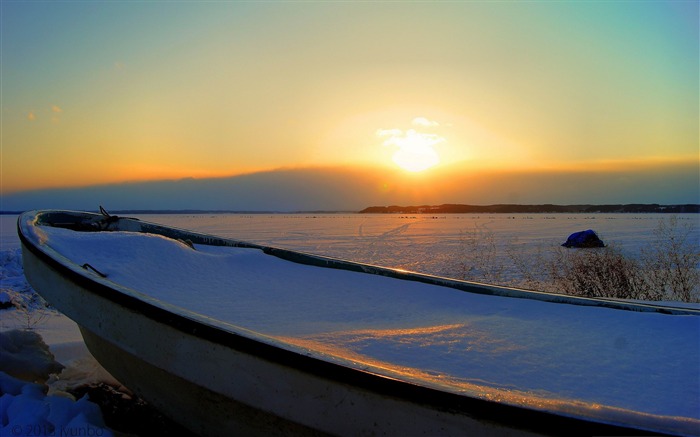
[562,230,606,248]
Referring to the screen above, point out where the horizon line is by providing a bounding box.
[2,203,699,215]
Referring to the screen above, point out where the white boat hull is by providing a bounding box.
[19,210,699,436]
[22,244,541,436]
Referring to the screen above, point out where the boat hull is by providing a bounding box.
[22,242,545,436]
[19,210,694,436]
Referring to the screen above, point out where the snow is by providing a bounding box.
[131,213,700,283]
[1,215,117,436]
[2,213,700,435]
[1,370,113,437]
[0,330,64,382]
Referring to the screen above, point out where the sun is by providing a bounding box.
[378,121,444,172]
[391,131,441,172]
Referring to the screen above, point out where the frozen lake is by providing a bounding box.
[127,213,700,285]
[3,212,699,285]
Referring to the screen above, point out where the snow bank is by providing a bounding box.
[35,224,700,430]
[0,330,64,383]
[0,371,113,437]
[1,245,115,437]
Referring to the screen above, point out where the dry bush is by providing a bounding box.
[457,216,699,303]
[639,216,700,302]
[545,246,650,300]
[457,225,505,284]
[506,242,551,291]
[538,216,699,302]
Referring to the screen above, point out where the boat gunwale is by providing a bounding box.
[21,209,700,317]
[16,209,692,436]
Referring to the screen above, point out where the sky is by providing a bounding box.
[1,1,698,209]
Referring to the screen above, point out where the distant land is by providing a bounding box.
[360,204,700,214]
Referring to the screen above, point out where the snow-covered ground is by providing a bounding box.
[1,214,121,436]
[2,213,699,435]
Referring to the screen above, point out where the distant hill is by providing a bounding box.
[360,204,700,214]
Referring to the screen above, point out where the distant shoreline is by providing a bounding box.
[2,203,699,215]
[359,204,700,214]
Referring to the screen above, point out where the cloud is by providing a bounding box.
[377,119,446,149]
[26,106,62,122]
[50,105,63,124]
[412,117,440,128]
[380,129,444,148]
[376,128,403,137]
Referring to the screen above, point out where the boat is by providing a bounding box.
[18,209,700,436]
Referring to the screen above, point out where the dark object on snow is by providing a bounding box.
[562,230,605,248]
[0,329,65,382]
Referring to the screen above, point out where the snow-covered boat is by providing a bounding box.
[18,209,700,436]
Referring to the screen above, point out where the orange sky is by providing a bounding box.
[1,1,698,202]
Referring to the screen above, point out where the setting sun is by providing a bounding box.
[378,118,444,172]
[390,132,441,172]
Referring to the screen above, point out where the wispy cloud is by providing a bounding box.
[376,128,403,137]
[412,117,439,128]
[51,105,63,123]
[378,129,444,149]
[377,117,445,148]
[26,106,63,123]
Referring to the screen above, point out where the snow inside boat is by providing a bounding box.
[18,210,700,436]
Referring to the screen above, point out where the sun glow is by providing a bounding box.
[378,118,444,172]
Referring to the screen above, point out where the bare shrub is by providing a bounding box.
[455,216,699,303]
[639,216,700,302]
[5,288,52,330]
[539,216,699,302]
[545,246,650,300]
[505,242,552,291]
[457,225,505,284]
